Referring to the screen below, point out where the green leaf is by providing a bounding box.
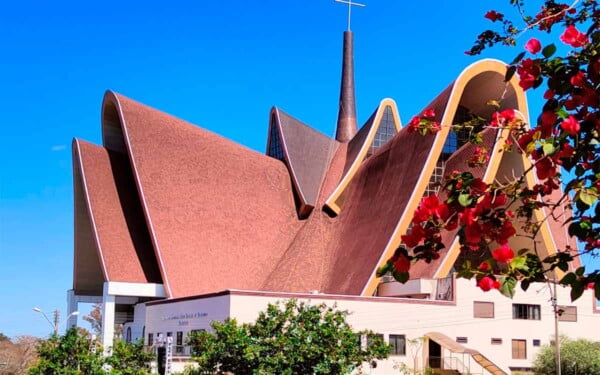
[499,277,517,298]
[542,142,555,156]
[505,65,516,82]
[518,248,529,256]
[458,193,473,207]
[510,52,526,65]
[595,282,600,301]
[558,261,569,272]
[556,108,569,119]
[561,272,577,285]
[579,189,597,207]
[392,270,409,283]
[570,284,584,302]
[510,256,527,270]
[542,43,556,58]
[521,279,530,292]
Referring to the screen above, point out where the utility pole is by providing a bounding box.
[552,282,561,375]
[53,310,60,337]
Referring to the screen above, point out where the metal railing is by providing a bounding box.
[429,356,483,375]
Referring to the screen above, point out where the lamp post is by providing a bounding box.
[33,307,79,336]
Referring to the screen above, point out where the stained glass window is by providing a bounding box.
[267,115,285,161]
[368,106,397,156]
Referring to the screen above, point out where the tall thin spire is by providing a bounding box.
[334,0,364,143]
[335,31,357,143]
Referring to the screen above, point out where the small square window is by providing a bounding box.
[456,337,468,344]
[491,338,502,345]
[533,339,541,347]
[389,334,406,356]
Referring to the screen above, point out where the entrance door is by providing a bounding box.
[428,339,442,368]
[157,347,166,375]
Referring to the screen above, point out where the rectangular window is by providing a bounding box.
[148,333,154,346]
[512,304,541,320]
[512,339,527,359]
[533,339,541,347]
[558,306,577,322]
[474,301,494,318]
[491,338,502,345]
[456,337,468,344]
[176,331,184,354]
[389,335,406,356]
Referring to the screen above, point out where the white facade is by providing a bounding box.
[126,278,600,374]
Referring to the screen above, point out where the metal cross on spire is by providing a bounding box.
[335,0,365,31]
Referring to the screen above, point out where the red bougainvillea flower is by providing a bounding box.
[570,71,587,87]
[585,282,595,290]
[408,116,421,132]
[485,10,504,22]
[492,243,515,263]
[560,115,581,135]
[478,276,501,292]
[491,109,516,127]
[394,254,411,273]
[560,25,589,48]
[516,59,541,90]
[525,38,542,54]
[497,221,517,244]
[535,157,556,180]
[540,111,557,137]
[543,89,555,100]
[479,262,491,271]
[423,109,436,118]
[471,178,488,194]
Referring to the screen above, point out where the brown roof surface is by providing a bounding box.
[274,108,338,217]
[73,59,578,299]
[73,139,162,288]
[104,92,303,297]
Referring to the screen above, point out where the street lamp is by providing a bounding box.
[33,307,79,336]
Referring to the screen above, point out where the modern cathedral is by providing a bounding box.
[67,11,599,375]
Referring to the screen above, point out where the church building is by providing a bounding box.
[66,10,600,374]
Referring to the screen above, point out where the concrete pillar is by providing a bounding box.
[66,290,78,329]
[101,282,116,354]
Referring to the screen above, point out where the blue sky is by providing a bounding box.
[0,1,597,338]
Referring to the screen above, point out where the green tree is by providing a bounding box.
[105,339,154,375]
[27,327,104,375]
[187,299,390,374]
[533,337,600,375]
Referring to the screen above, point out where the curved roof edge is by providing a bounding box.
[99,90,173,297]
[72,138,109,293]
[360,58,529,296]
[324,98,403,214]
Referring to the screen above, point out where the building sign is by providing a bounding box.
[161,312,208,321]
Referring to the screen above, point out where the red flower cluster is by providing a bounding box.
[561,116,581,136]
[467,146,490,168]
[485,10,504,22]
[560,25,589,48]
[394,254,411,273]
[516,59,541,90]
[478,276,501,291]
[490,109,517,127]
[407,109,440,135]
[492,243,515,263]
